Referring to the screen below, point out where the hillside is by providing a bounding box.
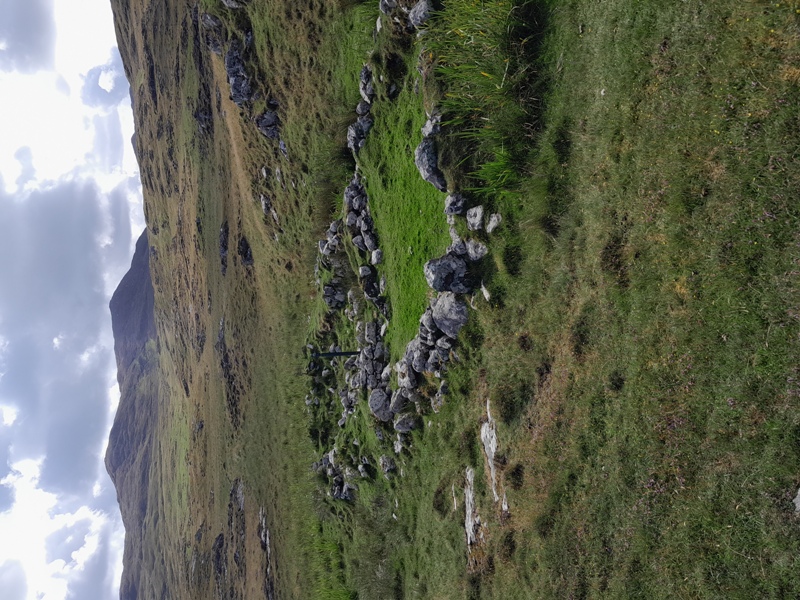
[106,0,800,598]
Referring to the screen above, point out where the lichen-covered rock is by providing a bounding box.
[465,239,488,262]
[444,193,466,216]
[486,212,503,233]
[408,0,432,29]
[466,205,484,231]
[369,388,392,422]
[424,254,471,294]
[431,292,468,339]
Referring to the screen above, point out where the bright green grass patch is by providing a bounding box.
[358,78,451,358]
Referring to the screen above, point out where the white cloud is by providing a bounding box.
[0,406,17,427]
[0,1,139,599]
[0,459,114,600]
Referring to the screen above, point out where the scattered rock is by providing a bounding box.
[219,221,229,275]
[379,454,396,476]
[395,358,417,389]
[347,115,374,154]
[201,13,224,55]
[465,239,488,262]
[421,111,442,137]
[394,413,417,433]
[371,249,383,265]
[481,399,500,502]
[368,388,392,422]
[356,99,371,116]
[466,205,484,231]
[432,380,448,413]
[379,0,397,15]
[359,64,375,103]
[256,110,280,139]
[444,193,466,216]
[415,137,447,192]
[486,212,502,233]
[237,236,253,266]
[431,292,468,339]
[465,467,482,547]
[409,0,432,29]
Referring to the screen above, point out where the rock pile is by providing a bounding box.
[394,292,467,398]
[318,219,343,257]
[312,449,358,502]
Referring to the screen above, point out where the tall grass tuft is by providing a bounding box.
[426,0,539,196]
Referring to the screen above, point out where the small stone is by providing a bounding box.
[371,249,383,265]
[465,239,488,261]
[486,213,502,233]
[408,0,432,29]
[466,206,484,231]
[394,413,417,433]
[444,193,466,216]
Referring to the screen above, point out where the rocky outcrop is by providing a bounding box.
[256,110,280,139]
[225,38,252,106]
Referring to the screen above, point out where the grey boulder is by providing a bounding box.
[424,254,471,294]
[415,137,447,192]
[409,0,432,29]
[431,292,468,339]
[369,388,392,422]
[444,193,466,216]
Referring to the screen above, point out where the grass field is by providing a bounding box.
[305,0,800,598]
[110,0,800,598]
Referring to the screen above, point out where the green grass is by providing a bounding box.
[305,0,800,598]
[113,0,800,597]
[357,73,452,356]
[467,0,800,597]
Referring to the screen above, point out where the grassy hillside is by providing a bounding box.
[107,0,800,598]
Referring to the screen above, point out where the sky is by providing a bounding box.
[0,1,144,599]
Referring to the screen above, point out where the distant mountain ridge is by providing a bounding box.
[106,229,158,600]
